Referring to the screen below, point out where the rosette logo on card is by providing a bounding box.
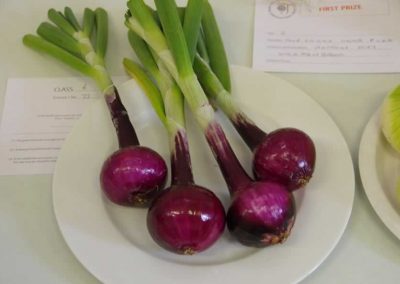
[269,0,296,18]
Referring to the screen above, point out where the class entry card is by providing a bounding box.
[253,0,400,73]
[0,78,99,175]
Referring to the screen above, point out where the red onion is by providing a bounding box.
[146,130,225,254]
[231,114,316,191]
[227,181,295,247]
[147,184,225,255]
[100,146,167,207]
[252,127,316,191]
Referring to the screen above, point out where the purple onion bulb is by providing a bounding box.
[227,181,295,247]
[147,185,226,255]
[253,128,316,191]
[100,146,168,207]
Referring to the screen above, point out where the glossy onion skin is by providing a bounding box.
[147,185,226,255]
[100,146,168,207]
[227,181,295,247]
[253,128,316,191]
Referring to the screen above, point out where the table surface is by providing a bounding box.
[1,0,400,283]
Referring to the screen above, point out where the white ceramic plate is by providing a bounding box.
[53,66,355,284]
[359,108,400,240]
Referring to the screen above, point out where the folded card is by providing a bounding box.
[253,0,400,73]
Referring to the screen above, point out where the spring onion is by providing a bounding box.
[191,10,315,191]
[23,7,167,207]
[194,55,316,191]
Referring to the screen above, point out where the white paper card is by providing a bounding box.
[0,78,100,175]
[253,0,400,73]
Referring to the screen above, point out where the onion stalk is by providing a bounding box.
[191,21,315,191]
[126,0,295,247]
[195,55,316,191]
[124,31,225,255]
[200,1,231,91]
[23,7,167,207]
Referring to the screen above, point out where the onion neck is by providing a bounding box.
[173,71,251,195]
[104,86,140,148]
[205,121,252,196]
[161,75,193,186]
[170,129,194,186]
[231,113,266,151]
[193,55,266,151]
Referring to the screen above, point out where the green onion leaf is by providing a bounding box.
[37,22,82,58]
[127,30,170,97]
[127,29,184,126]
[47,9,76,36]
[123,58,167,126]
[177,7,185,22]
[183,0,206,63]
[94,8,108,58]
[193,54,238,118]
[128,30,160,77]
[64,7,81,31]
[154,0,193,77]
[83,8,95,37]
[202,1,231,92]
[23,34,94,77]
[197,29,210,64]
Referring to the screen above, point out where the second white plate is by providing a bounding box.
[53,66,355,284]
[359,108,400,240]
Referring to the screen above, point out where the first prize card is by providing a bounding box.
[253,0,400,73]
